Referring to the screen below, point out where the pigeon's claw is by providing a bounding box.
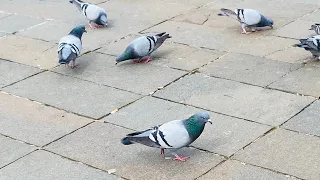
[173,155,189,162]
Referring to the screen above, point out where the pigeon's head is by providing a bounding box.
[260,16,274,28]
[309,24,319,31]
[193,112,212,125]
[69,25,87,39]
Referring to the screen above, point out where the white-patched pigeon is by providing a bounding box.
[115,32,171,64]
[121,112,212,162]
[58,25,86,68]
[293,35,320,60]
[309,23,320,35]
[218,8,273,34]
[69,0,108,29]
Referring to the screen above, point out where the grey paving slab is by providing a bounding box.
[272,20,316,39]
[0,150,118,180]
[282,100,320,136]
[53,52,186,94]
[45,122,225,180]
[0,59,42,88]
[301,9,320,22]
[0,135,36,168]
[0,35,57,69]
[0,13,10,20]
[269,65,320,97]
[199,53,301,86]
[2,71,141,119]
[234,129,320,180]
[0,14,45,33]
[265,47,311,63]
[198,160,293,180]
[0,92,92,146]
[104,96,271,156]
[154,74,314,126]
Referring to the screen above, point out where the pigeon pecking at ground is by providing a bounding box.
[69,0,108,29]
[293,35,320,60]
[121,112,212,162]
[218,8,273,34]
[309,23,320,35]
[58,25,86,68]
[115,32,171,65]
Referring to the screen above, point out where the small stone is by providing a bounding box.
[107,169,117,174]
[111,109,119,114]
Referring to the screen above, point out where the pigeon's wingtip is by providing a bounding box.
[69,0,73,3]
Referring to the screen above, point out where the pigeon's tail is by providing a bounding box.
[69,0,83,11]
[58,45,76,65]
[152,33,171,51]
[218,8,237,17]
[121,128,161,148]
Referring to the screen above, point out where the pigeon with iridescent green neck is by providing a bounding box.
[121,112,212,162]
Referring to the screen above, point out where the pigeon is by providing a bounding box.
[309,23,320,35]
[115,32,171,64]
[58,25,86,68]
[218,8,273,34]
[69,0,108,29]
[293,35,320,60]
[121,112,212,162]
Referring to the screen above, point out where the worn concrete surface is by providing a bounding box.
[1,0,320,179]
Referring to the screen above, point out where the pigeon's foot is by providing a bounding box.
[241,31,251,35]
[134,57,152,63]
[173,155,189,162]
[89,24,97,29]
[160,148,165,158]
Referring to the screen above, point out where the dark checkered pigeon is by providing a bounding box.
[293,35,320,60]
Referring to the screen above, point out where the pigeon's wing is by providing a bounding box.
[238,9,261,25]
[84,4,102,21]
[58,35,82,56]
[129,36,153,57]
[149,120,191,149]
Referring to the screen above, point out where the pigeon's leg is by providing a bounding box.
[160,148,165,158]
[89,21,97,29]
[134,56,152,63]
[241,24,250,34]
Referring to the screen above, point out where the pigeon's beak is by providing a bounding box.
[207,119,212,124]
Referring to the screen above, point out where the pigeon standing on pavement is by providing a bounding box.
[309,23,320,35]
[115,32,171,64]
[121,112,212,162]
[218,8,273,34]
[58,25,86,68]
[69,0,108,29]
[293,35,320,60]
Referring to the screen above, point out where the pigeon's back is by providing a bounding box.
[85,4,105,21]
[129,36,151,57]
[238,9,261,25]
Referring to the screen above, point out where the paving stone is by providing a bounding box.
[45,122,225,180]
[282,100,320,136]
[199,53,301,86]
[2,72,141,119]
[0,14,45,34]
[0,92,92,146]
[0,13,10,20]
[0,150,118,180]
[272,20,316,39]
[198,160,292,180]
[172,8,212,25]
[0,135,36,168]
[269,65,320,97]
[154,74,314,126]
[53,52,186,94]
[265,47,311,63]
[0,35,57,69]
[104,96,271,156]
[234,129,320,180]
[301,9,320,22]
[0,59,42,88]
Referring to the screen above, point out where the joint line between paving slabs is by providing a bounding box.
[194,159,227,180]
[0,149,39,170]
[0,132,41,148]
[1,70,46,89]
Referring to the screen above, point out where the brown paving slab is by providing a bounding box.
[154,74,315,126]
[2,71,141,119]
[45,122,225,180]
[198,160,293,180]
[282,100,320,136]
[199,52,301,86]
[0,14,45,34]
[234,129,320,180]
[104,96,271,156]
[0,135,36,168]
[0,59,42,88]
[0,92,93,146]
[0,35,57,69]
[269,65,320,97]
[0,150,118,180]
[52,52,186,94]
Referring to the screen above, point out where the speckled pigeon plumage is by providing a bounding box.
[115,32,171,64]
[309,23,320,35]
[218,8,273,34]
[293,35,320,60]
[69,0,108,29]
[121,112,212,161]
[58,25,86,68]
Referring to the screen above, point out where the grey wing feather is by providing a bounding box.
[152,32,171,52]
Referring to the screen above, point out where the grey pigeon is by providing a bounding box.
[69,0,108,29]
[309,23,320,35]
[218,8,273,34]
[121,112,212,162]
[58,25,86,68]
[293,35,320,60]
[115,32,171,64]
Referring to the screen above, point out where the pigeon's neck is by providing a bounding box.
[183,116,205,141]
[116,49,133,62]
[69,30,84,39]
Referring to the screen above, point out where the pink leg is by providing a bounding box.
[160,148,165,158]
[134,57,152,63]
[89,24,97,29]
[173,154,189,162]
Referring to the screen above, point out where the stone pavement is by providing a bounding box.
[0,0,320,179]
